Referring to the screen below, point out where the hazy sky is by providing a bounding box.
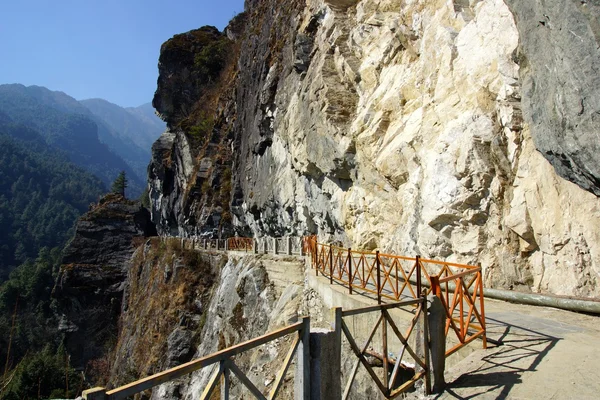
[0,0,245,107]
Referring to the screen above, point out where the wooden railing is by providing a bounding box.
[166,235,486,358]
[304,236,486,357]
[83,318,310,400]
[227,236,254,252]
[334,299,430,399]
[425,259,487,356]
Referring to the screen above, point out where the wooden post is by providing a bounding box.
[431,275,441,297]
[416,255,422,298]
[382,313,389,392]
[82,387,107,400]
[273,238,278,255]
[287,236,293,255]
[225,239,229,251]
[329,246,333,285]
[376,251,382,304]
[315,242,319,277]
[222,364,230,400]
[348,248,353,294]
[478,268,487,349]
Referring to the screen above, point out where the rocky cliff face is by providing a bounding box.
[102,242,304,399]
[149,25,242,238]
[150,0,600,297]
[53,194,156,370]
[108,239,225,388]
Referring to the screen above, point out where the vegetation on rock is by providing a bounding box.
[0,248,82,399]
[110,171,128,197]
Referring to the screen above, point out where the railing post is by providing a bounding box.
[416,255,422,298]
[376,251,382,304]
[314,242,319,277]
[225,239,229,251]
[427,292,446,393]
[295,316,311,400]
[329,246,333,285]
[273,238,278,255]
[82,387,107,400]
[252,238,257,254]
[348,248,353,295]
[222,364,230,400]
[478,268,487,349]
[313,240,318,276]
[423,295,431,395]
[431,275,441,297]
[287,236,293,255]
[382,312,389,392]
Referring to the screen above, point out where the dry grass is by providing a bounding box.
[108,240,219,387]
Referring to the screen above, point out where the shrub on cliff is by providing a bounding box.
[194,37,231,83]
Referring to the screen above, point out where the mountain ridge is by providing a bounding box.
[0,84,164,196]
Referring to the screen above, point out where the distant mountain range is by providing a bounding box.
[0,84,165,197]
[79,98,165,183]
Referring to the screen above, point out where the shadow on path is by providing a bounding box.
[439,314,562,399]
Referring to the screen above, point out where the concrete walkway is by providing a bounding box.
[436,298,600,400]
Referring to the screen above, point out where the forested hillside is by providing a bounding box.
[0,119,108,398]
[0,248,83,399]
[0,122,105,278]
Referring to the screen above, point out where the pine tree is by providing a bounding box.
[110,171,128,197]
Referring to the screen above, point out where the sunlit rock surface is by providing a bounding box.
[151,0,600,297]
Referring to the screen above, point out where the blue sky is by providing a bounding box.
[0,0,245,107]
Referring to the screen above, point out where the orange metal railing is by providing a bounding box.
[304,236,486,357]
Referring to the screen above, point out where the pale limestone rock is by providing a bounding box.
[233,0,600,297]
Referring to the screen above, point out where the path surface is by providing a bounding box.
[436,298,600,400]
[308,267,600,399]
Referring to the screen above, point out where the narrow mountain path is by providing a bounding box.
[434,298,600,399]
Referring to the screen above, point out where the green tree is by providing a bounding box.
[110,171,128,197]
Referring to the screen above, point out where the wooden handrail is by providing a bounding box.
[103,320,305,399]
[437,267,481,284]
[340,299,422,317]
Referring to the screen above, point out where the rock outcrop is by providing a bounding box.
[108,239,224,388]
[504,0,600,196]
[53,194,156,369]
[149,25,241,238]
[149,0,600,297]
